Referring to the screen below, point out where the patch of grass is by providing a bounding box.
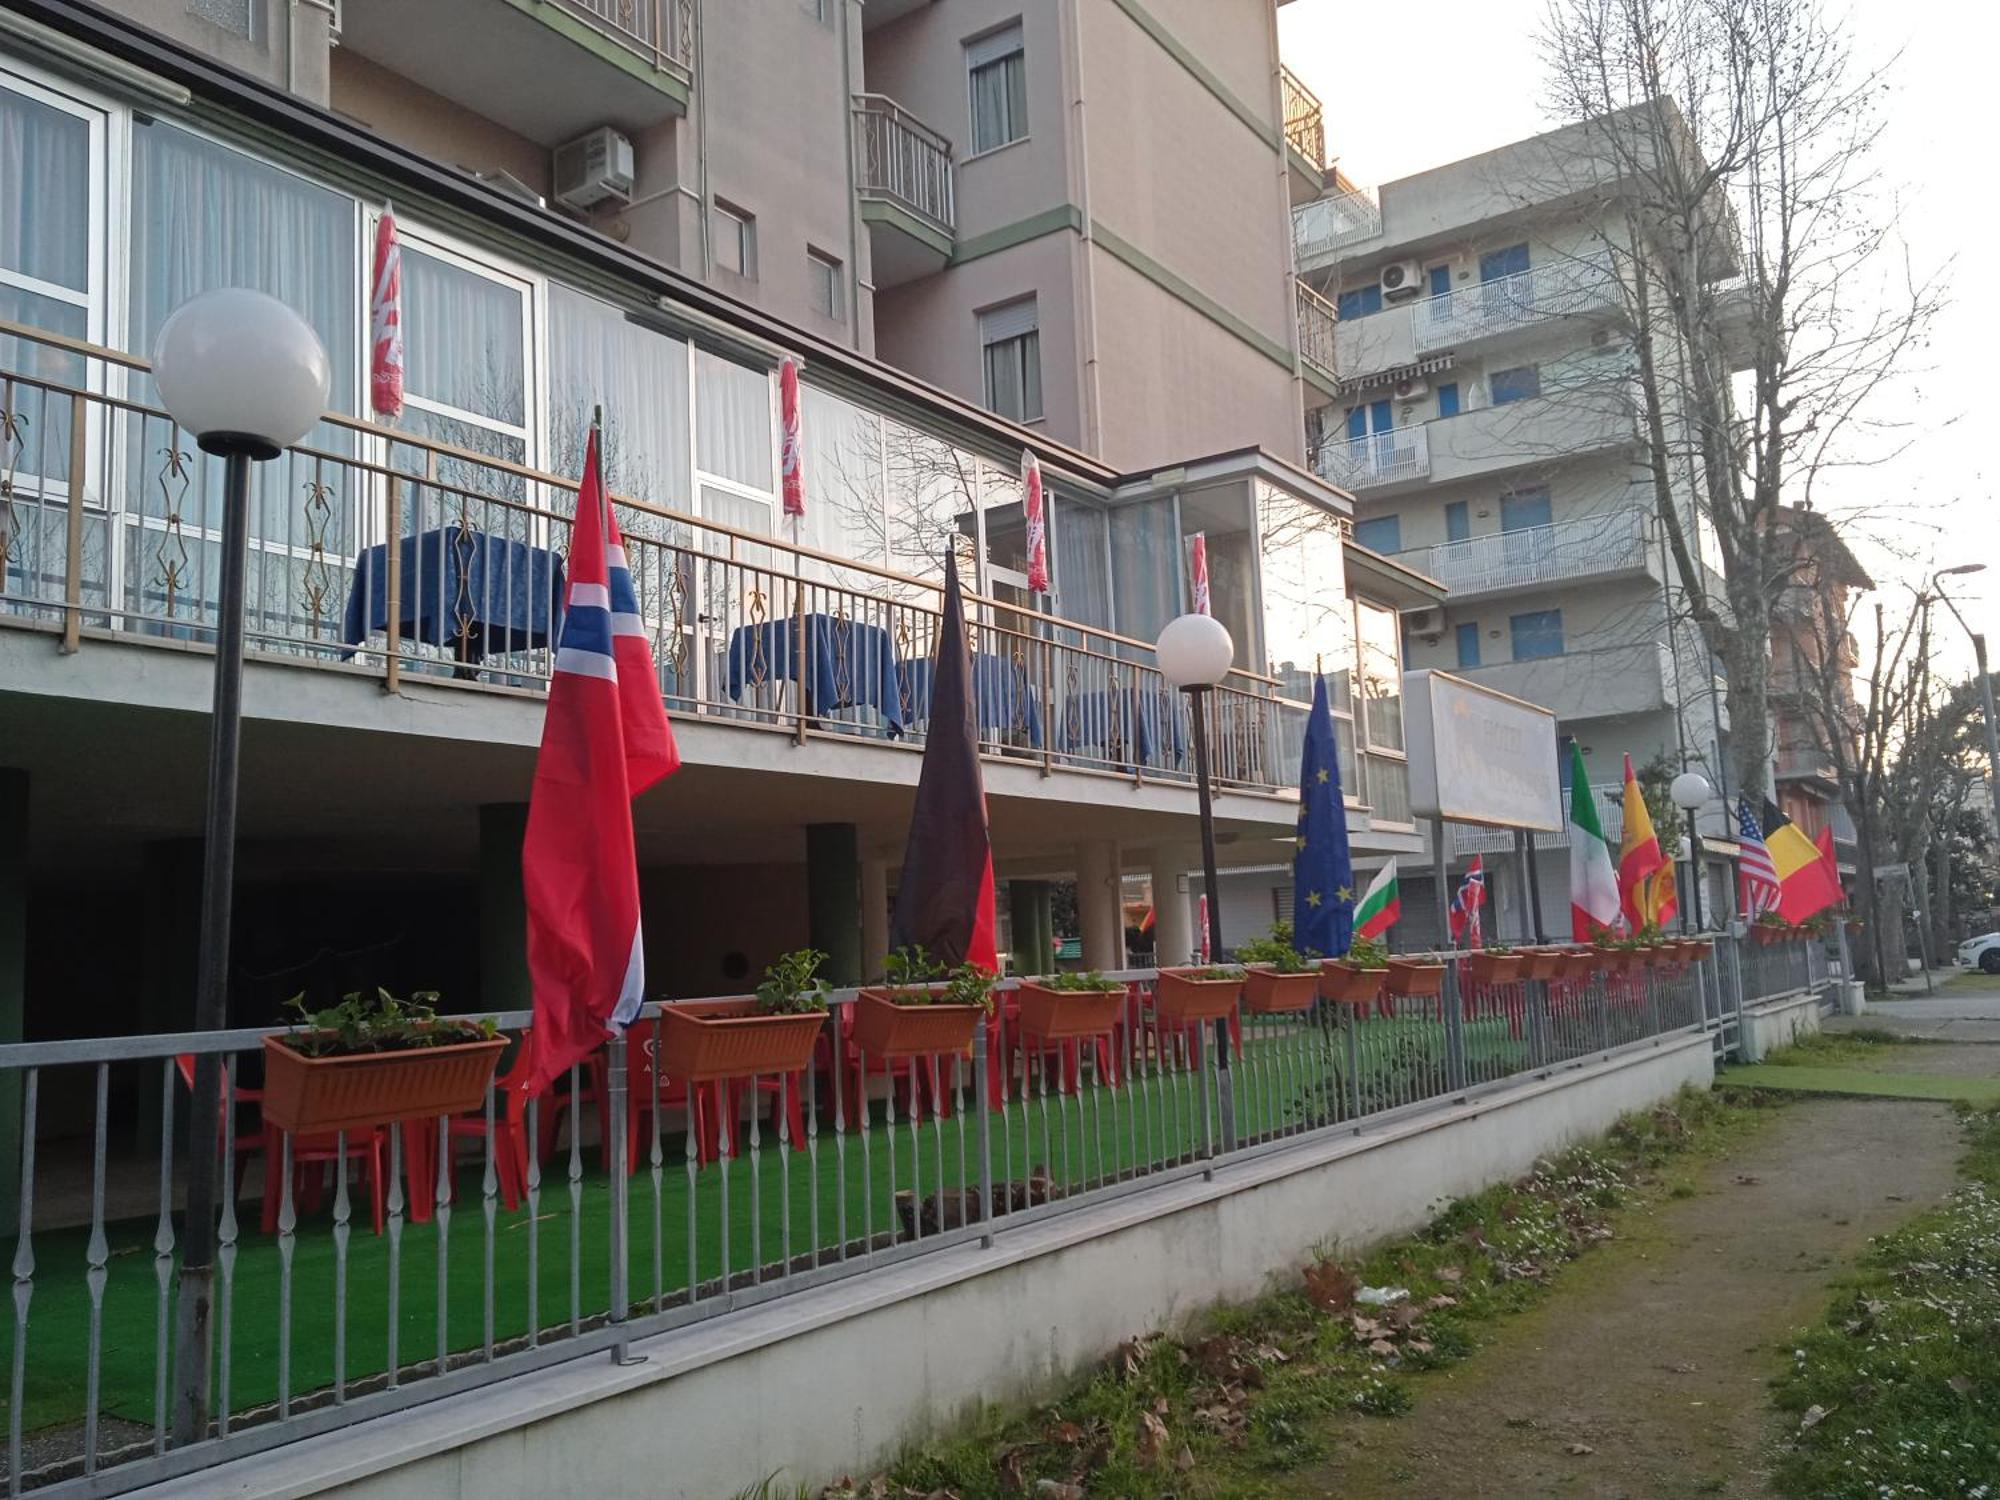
[1771,1109,2000,1500]
[1718,1065,2000,1106]
[1759,1031,1919,1068]
[795,1086,1769,1500]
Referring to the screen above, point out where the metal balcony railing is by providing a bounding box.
[1411,258,1620,352]
[556,0,695,74]
[1295,279,1338,379]
[1454,779,1626,854]
[0,321,1303,794]
[1291,189,1382,263]
[1280,65,1325,166]
[1394,508,1650,599]
[1311,424,1430,491]
[852,93,956,237]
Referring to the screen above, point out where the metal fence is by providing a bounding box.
[557,0,696,74]
[852,95,956,237]
[0,324,1298,794]
[0,941,1787,1495]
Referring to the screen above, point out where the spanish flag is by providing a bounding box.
[1617,754,1676,933]
[1761,798,1844,925]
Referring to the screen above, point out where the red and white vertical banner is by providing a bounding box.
[1188,532,1211,616]
[779,357,805,519]
[1197,892,1211,963]
[1022,447,1049,593]
[368,204,403,419]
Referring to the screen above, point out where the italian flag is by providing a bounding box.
[1354,859,1400,940]
[1567,741,1620,940]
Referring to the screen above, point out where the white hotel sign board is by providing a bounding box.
[1403,669,1563,833]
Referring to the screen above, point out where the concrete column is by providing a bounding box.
[861,858,890,981]
[1008,879,1054,976]
[0,771,24,1232]
[478,804,532,1015]
[805,823,862,986]
[1076,840,1125,972]
[1147,847,1196,968]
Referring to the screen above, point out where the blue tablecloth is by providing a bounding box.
[342,525,564,660]
[725,613,906,733]
[900,653,1044,747]
[1060,686,1185,771]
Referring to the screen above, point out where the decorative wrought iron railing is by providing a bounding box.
[0,933,1801,1494]
[0,321,1296,796]
[557,0,696,75]
[1280,65,1324,167]
[852,94,956,237]
[1295,279,1339,380]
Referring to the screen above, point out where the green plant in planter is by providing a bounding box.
[1341,936,1389,969]
[755,949,831,1015]
[1034,970,1125,992]
[1235,923,1319,973]
[1182,966,1245,982]
[881,946,996,1011]
[1754,911,1793,929]
[281,989,495,1058]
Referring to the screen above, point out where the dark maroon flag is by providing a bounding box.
[889,551,998,973]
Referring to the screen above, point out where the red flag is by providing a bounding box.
[520,428,680,1095]
[1449,856,1486,948]
[1022,448,1049,593]
[368,205,403,419]
[1815,825,1839,882]
[779,357,805,518]
[888,552,997,974]
[1189,533,1210,615]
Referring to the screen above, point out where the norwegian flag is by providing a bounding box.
[1449,856,1486,948]
[1189,533,1211,615]
[368,204,403,419]
[1022,447,1049,593]
[520,425,680,1096]
[779,357,805,518]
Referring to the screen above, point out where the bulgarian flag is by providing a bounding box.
[1617,752,1675,933]
[1568,741,1620,940]
[1354,859,1400,940]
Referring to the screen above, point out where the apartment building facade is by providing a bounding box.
[0,0,1444,1053]
[1284,116,1745,936]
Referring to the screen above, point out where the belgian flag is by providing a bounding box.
[1761,798,1844,925]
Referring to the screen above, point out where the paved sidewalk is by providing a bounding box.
[1830,981,2000,1043]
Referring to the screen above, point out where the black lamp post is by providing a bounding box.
[154,288,331,1444]
[1156,611,1237,1152]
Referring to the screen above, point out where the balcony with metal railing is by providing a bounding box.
[1296,280,1338,383]
[1456,639,1677,725]
[852,94,957,286]
[1411,258,1621,353]
[0,321,1304,805]
[1291,190,1382,268]
[1393,508,1653,602]
[1281,66,1326,194]
[1310,424,1431,494]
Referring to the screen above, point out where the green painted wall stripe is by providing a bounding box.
[1104,0,1277,149]
[497,0,691,105]
[947,204,1086,266]
[1090,221,1295,372]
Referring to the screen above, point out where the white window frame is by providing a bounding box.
[712,199,756,280]
[978,296,1041,424]
[806,246,842,321]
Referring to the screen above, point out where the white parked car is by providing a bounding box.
[1958,932,2000,974]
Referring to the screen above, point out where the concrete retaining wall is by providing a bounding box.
[1740,990,1824,1061]
[170,1033,1716,1500]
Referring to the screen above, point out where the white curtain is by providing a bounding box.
[0,86,87,292]
[548,286,690,534]
[400,248,523,425]
[694,349,772,490]
[1052,498,1110,630]
[798,384,887,585]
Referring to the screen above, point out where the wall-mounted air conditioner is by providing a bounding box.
[553,127,636,212]
[1379,260,1423,299]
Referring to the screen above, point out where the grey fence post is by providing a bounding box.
[1727,937,1748,1062]
[606,1032,633,1361]
[973,1023,995,1246]
[1525,977,1548,1069]
[1441,960,1468,1092]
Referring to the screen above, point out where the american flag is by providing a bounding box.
[1735,797,1781,918]
[1449,855,1486,948]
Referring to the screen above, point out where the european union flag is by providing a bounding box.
[1292,673,1355,957]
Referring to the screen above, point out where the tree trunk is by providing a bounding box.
[1720,592,1775,802]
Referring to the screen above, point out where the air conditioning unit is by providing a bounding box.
[1393,376,1430,402]
[1404,605,1446,642]
[553,127,635,212]
[1379,259,1424,299]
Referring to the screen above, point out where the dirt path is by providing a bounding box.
[1284,1090,1970,1499]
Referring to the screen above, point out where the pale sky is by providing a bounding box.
[1278,0,1994,671]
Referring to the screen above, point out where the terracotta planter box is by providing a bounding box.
[1682,940,1714,961]
[1319,961,1385,1006]
[1751,926,1786,946]
[1592,945,1637,973]
[1563,951,1607,982]
[261,1033,508,1137]
[1385,959,1445,999]
[658,1000,826,1083]
[1014,982,1127,1042]
[1633,945,1665,969]
[1461,951,1525,988]
[1518,948,1567,983]
[1152,969,1245,1024]
[853,989,986,1058]
[1243,966,1321,1014]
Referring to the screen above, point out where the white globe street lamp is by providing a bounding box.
[156,288,329,1445]
[1155,611,1236,1148]
[1669,771,1714,934]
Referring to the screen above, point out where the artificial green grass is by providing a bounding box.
[1716,1065,2000,1105]
[1,1018,1532,1439]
